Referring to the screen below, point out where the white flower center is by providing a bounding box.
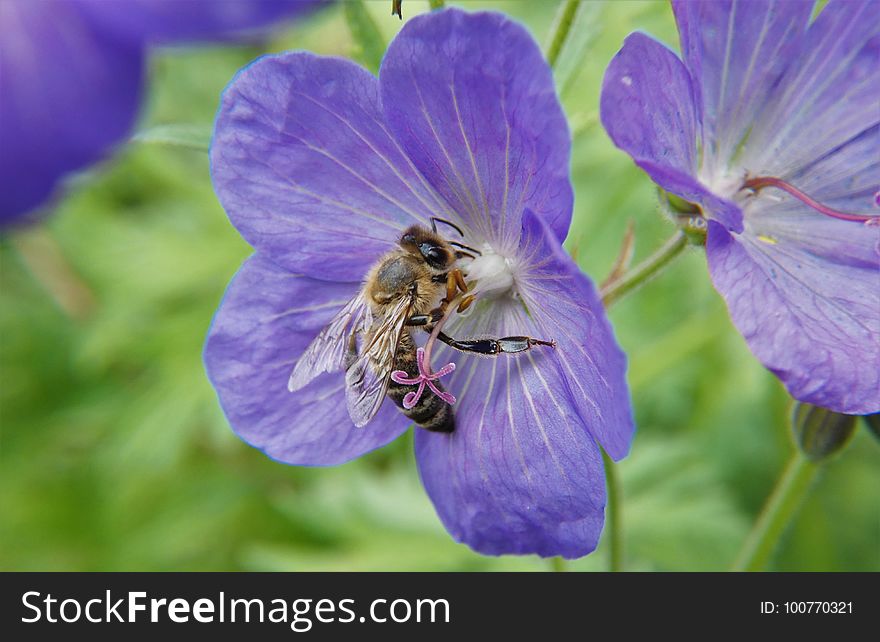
[463,243,516,300]
[697,165,768,223]
[698,167,744,203]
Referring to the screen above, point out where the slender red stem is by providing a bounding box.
[422,294,464,373]
[743,176,879,224]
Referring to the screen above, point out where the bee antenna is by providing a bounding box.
[430,217,464,237]
[449,241,482,256]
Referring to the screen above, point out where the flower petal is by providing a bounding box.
[745,0,879,178]
[73,0,321,44]
[751,122,878,231]
[413,210,633,558]
[414,298,606,558]
[600,32,743,232]
[211,53,447,281]
[671,0,812,170]
[380,9,573,248]
[706,220,880,415]
[204,254,409,465]
[516,209,635,460]
[0,0,143,223]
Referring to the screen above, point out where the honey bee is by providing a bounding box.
[288,218,555,432]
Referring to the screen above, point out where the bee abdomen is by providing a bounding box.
[388,380,455,433]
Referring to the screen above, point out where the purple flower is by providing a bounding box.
[0,0,321,225]
[600,0,880,415]
[205,9,634,558]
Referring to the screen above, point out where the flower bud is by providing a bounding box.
[659,189,700,215]
[658,189,707,245]
[791,403,857,461]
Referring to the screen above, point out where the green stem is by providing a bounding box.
[131,124,212,153]
[344,0,385,73]
[428,0,445,9]
[602,448,623,572]
[545,0,580,69]
[731,453,819,572]
[600,231,688,308]
[549,557,568,572]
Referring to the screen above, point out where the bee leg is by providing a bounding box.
[408,286,473,330]
[406,309,444,327]
[443,268,469,303]
[437,332,555,356]
[453,269,469,294]
[444,271,457,303]
[456,295,476,313]
[408,269,472,329]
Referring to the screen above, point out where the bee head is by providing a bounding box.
[399,226,454,270]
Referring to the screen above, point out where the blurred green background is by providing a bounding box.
[1,1,877,572]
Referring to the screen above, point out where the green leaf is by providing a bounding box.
[619,437,750,570]
[131,124,213,152]
[344,0,385,74]
[552,1,603,97]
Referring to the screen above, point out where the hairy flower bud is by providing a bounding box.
[658,190,707,245]
[791,403,857,461]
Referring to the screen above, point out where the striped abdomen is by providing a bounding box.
[387,332,454,433]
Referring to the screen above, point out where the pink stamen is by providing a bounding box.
[743,176,880,225]
[390,347,456,410]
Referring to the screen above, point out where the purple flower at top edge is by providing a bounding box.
[0,0,323,226]
[600,0,880,415]
[205,8,635,558]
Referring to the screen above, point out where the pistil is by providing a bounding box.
[390,348,456,409]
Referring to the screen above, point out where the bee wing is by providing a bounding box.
[287,293,373,392]
[344,293,413,427]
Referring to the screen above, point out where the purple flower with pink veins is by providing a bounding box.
[205,9,634,558]
[601,0,880,414]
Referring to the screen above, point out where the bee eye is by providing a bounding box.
[419,243,445,265]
